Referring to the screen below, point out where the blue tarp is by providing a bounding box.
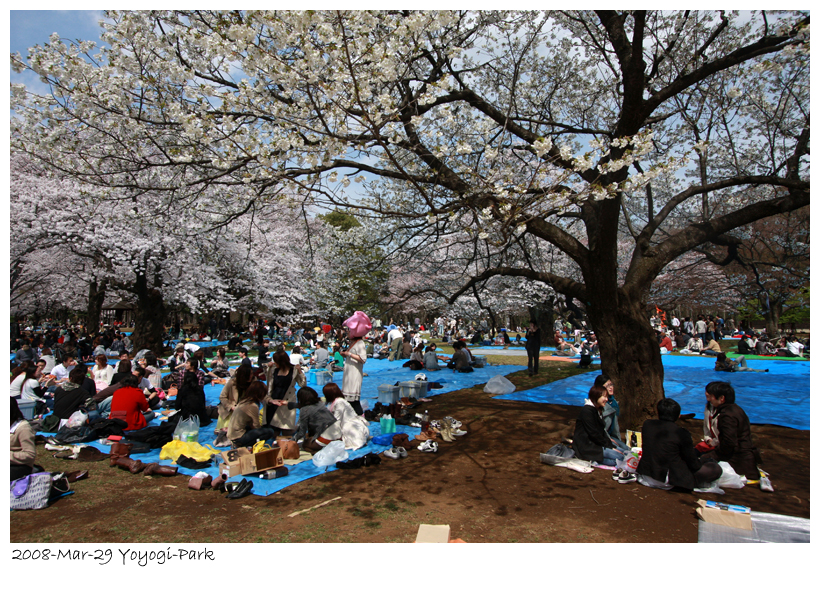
[493,355,810,430]
[40,358,519,496]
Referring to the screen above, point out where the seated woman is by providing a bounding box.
[754,336,777,356]
[636,398,723,490]
[290,386,342,453]
[447,340,473,372]
[593,374,629,453]
[53,365,94,420]
[700,381,761,480]
[173,369,212,427]
[329,343,345,372]
[571,384,625,466]
[679,336,702,355]
[226,380,267,446]
[91,354,114,391]
[218,364,255,430]
[108,374,151,431]
[11,397,37,481]
[322,383,370,450]
[714,352,768,373]
[208,347,231,378]
[403,343,425,370]
[423,343,443,371]
[19,364,48,413]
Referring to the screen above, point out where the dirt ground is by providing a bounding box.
[10,362,809,544]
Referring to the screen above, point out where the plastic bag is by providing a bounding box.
[616,450,641,474]
[312,440,349,468]
[540,443,575,465]
[159,440,219,463]
[717,461,747,489]
[483,375,516,395]
[66,409,88,428]
[174,415,200,442]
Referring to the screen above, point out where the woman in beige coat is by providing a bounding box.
[216,364,255,431]
[264,350,306,436]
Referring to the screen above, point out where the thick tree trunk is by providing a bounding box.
[86,278,107,338]
[763,299,782,339]
[586,291,665,431]
[528,296,555,339]
[131,273,167,356]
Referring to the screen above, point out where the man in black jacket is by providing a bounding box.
[637,398,722,490]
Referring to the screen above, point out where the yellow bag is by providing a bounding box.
[159,440,219,463]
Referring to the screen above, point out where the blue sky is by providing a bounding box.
[10,10,108,93]
[10,10,106,56]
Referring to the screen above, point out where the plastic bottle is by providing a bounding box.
[421,409,430,431]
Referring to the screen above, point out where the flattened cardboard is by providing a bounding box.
[696,499,753,531]
[415,524,451,543]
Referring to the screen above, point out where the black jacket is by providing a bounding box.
[709,401,758,478]
[53,385,92,419]
[572,404,614,462]
[525,328,541,352]
[636,419,703,489]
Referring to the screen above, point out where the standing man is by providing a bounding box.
[525,321,542,376]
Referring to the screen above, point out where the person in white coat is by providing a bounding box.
[322,383,370,450]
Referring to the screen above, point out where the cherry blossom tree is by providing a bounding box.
[11,10,810,426]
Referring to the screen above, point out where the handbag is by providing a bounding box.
[10,472,54,510]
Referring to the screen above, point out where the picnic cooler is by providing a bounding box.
[399,381,426,399]
[308,370,333,387]
[378,384,400,404]
[18,400,36,420]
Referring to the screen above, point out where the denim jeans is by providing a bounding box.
[599,447,625,467]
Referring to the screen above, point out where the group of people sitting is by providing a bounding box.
[571,377,760,490]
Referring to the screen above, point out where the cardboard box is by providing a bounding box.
[415,524,451,543]
[696,499,753,531]
[220,447,284,477]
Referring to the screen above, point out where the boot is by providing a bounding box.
[109,441,133,459]
[143,463,178,477]
[110,456,146,474]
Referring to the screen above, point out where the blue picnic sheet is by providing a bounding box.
[493,354,810,430]
[39,358,519,496]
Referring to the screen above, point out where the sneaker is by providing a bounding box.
[418,440,438,453]
[397,446,408,458]
[450,428,467,436]
[430,419,442,430]
[617,471,637,484]
[384,447,401,460]
[612,470,625,481]
[444,416,462,428]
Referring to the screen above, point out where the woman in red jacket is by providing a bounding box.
[108,374,150,430]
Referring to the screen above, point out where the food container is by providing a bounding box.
[377,384,400,404]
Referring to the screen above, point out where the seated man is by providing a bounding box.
[754,336,777,356]
[636,398,722,490]
[736,335,754,355]
[658,330,673,354]
[700,335,722,356]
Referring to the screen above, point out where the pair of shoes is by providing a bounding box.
[438,422,455,442]
[614,470,637,484]
[418,440,438,453]
[444,416,462,429]
[226,478,253,499]
[384,446,408,459]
